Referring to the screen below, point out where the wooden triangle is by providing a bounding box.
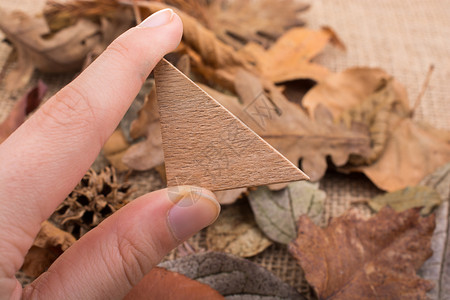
[154,59,308,191]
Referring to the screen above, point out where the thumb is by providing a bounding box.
[23,187,220,299]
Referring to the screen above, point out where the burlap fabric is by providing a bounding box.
[1,0,449,298]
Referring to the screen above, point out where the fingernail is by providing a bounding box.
[167,186,220,241]
[137,8,175,28]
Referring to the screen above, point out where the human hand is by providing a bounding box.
[0,9,220,299]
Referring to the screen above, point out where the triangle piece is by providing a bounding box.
[154,59,308,191]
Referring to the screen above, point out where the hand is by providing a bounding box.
[0,9,220,299]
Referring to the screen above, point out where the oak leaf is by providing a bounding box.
[160,252,304,299]
[289,207,435,300]
[0,81,47,143]
[22,221,76,278]
[124,267,224,299]
[206,202,272,257]
[248,181,326,244]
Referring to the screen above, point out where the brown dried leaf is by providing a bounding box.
[350,117,450,191]
[302,67,409,120]
[214,187,247,205]
[289,207,435,300]
[124,267,224,300]
[0,9,100,91]
[205,0,309,49]
[160,252,304,299]
[102,128,130,171]
[206,202,272,257]
[203,71,371,181]
[0,81,47,143]
[22,221,76,278]
[240,27,335,83]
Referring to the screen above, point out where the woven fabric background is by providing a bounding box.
[1,0,449,298]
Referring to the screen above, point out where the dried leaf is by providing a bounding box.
[302,67,408,120]
[102,128,130,171]
[206,202,272,257]
[50,167,132,238]
[204,71,371,181]
[418,163,450,299]
[206,0,309,49]
[350,117,450,191]
[124,267,224,300]
[0,81,47,143]
[0,9,100,90]
[240,27,335,83]
[367,186,441,215]
[289,207,435,299]
[248,181,326,244]
[159,252,304,299]
[215,187,247,205]
[302,68,410,165]
[22,221,76,278]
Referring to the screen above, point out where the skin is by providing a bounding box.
[0,11,218,299]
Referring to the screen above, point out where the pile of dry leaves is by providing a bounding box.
[1,0,449,299]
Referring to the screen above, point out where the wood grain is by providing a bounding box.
[154,59,308,191]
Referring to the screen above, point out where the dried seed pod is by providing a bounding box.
[51,167,132,239]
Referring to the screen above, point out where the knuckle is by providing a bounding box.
[38,85,96,131]
[112,226,159,288]
[105,38,133,64]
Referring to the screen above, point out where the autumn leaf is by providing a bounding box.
[239,27,338,83]
[22,221,76,278]
[248,181,326,244]
[0,80,47,143]
[206,202,272,257]
[349,117,450,191]
[366,185,441,215]
[102,128,130,172]
[204,70,371,181]
[160,252,304,299]
[302,67,409,121]
[289,207,435,299]
[0,9,100,91]
[124,267,224,299]
[205,0,309,49]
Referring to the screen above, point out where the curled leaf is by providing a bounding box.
[22,221,76,278]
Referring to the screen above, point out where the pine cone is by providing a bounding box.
[51,167,132,239]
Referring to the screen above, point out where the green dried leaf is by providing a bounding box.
[248,181,326,244]
[368,186,442,215]
[206,202,272,257]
